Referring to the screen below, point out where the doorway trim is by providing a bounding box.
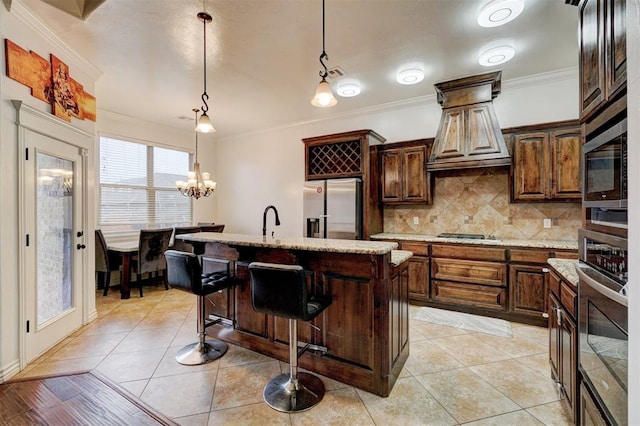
[13,100,95,369]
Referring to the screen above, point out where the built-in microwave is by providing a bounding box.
[583,117,627,208]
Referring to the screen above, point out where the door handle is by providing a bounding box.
[76,243,86,250]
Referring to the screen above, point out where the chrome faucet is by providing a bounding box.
[262,205,281,237]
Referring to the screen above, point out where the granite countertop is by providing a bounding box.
[178,232,398,255]
[371,233,578,251]
[547,258,579,286]
[391,250,413,266]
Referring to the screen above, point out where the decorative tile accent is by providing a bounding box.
[384,168,581,241]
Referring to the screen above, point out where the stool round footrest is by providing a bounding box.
[263,372,325,412]
[175,339,228,365]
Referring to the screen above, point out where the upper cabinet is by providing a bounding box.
[510,122,582,202]
[379,139,433,205]
[303,129,386,181]
[579,0,626,122]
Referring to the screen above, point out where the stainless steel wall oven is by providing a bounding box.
[577,228,628,425]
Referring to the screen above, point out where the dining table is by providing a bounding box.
[107,240,138,299]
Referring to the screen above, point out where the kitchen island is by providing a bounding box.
[177,233,410,397]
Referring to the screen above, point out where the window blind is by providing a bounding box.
[99,137,192,235]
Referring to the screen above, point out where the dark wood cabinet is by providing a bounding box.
[547,268,578,423]
[379,139,432,205]
[511,125,581,202]
[579,0,626,121]
[303,129,386,239]
[510,264,547,318]
[579,382,609,426]
[430,245,508,312]
[400,242,430,301]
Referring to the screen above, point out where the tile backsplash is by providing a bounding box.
[383,168,581,241]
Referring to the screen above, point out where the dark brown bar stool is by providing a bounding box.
[165,250,235,365]
[248,262,332,412]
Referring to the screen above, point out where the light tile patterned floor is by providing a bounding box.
[15,287,574,425]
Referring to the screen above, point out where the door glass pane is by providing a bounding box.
[36,152,74,325]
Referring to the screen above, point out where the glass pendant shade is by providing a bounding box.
[195,112,215,133]
[310,78,337,107]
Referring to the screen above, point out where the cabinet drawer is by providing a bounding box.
[553,250,578,260]
[560,281,577,319]
[510,249,553,264]
[431,244,506,262]
[547,269,561,298]
[400,242,429,256]
[431,258,507,287]
[431,280,507,311]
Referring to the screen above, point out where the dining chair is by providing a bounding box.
[199,224,225,233]
[172,226,201,252]
[131,228,173,297]
[95,229,122,296]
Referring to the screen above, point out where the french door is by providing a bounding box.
[23,131,85,362]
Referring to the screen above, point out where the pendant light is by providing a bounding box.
[195,8,215,133]
[176,108,216,199]
[310,0,337,107]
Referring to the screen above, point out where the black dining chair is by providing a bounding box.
[172,226,201,252]
[95,229,122,296]
[131,228,173,297]
[199,224,225,233]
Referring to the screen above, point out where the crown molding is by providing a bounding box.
[10,0,102,81]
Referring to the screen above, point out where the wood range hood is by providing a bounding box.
[427,71,511,171]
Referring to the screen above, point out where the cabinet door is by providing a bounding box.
[550,128,582,200]
[509,264,547,319]
[431,107,465,160]
[580,382,608,426]
[513,132,549,201]
[407,255,429,301]
[606,0,626,98]
[579,0,606,119]
[402,146,427,202]
[381,149,402,202]
[560,308,577,418]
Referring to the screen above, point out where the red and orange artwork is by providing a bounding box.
[4,39,96,122]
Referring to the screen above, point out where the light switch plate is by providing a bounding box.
[543,218,552,228]
[413,216,419,225]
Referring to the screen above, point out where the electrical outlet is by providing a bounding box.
[543,218,552,228]
[413,216,419,225]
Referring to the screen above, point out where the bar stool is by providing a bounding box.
[248,262,332,412]
[165,250,235,365]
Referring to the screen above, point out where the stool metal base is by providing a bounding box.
[263,372,325,412]
[175,339,228,365]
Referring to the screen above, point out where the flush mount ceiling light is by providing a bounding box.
[336,79,361,97]
[195,7,216,133]
[479,45,515,66]
[396,66,424,85]
[477,0,524,27]
[310,0,337,107]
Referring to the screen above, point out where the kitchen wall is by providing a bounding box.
[215,70,580,239]
[384,168,581,241]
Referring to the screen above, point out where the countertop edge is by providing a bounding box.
[371,233,578,251]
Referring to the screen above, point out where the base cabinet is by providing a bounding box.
[547,268,578,423]
[579,382,608,426]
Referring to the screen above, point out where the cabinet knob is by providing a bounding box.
[542,267,550,273]
[542,312,550,318]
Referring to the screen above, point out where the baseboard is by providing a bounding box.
[0,359,20,384]
[87,308,98,323]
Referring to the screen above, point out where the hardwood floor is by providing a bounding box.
[0,371,176,425]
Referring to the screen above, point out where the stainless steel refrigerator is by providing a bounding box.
[303,178,363,240]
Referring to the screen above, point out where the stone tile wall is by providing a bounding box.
[383,168,581,241]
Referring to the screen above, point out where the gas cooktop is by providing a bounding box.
[436,233,486,239]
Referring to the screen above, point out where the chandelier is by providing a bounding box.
[176,108,216,199]
[195,8,215,133]
[310,0,337,107]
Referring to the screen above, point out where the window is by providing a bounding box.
[98,137,192,235]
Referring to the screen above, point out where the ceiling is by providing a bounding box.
[17,0,580,139]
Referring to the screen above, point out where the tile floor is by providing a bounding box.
[15,286,573,425]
